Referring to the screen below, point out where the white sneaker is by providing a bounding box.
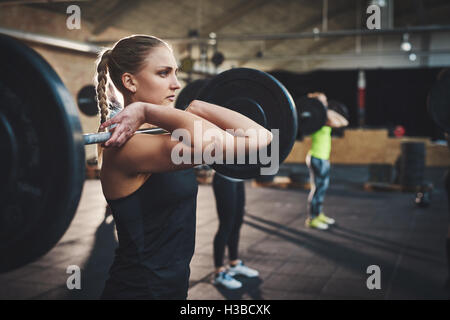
[214,271,242,289]
[228,261,259,278]
[318,213,335,225]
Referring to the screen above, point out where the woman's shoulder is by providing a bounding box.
[102,133,175,173]
[105,132,189,175]
[101,144,151,200]
[101,135,143,171]
[102,133,148,156]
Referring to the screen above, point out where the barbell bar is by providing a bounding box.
[83,127,168,145]
[83,94,349,145]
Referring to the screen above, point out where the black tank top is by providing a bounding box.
[101,168,198,300]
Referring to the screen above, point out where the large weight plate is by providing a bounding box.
[197,68,297,179]
[295,96,328,137]
[428,72,450,133]
[0,35,85,272]
[175,78,210,110]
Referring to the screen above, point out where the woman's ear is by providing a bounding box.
[122,72,137,93]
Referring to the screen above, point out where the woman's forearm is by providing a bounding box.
[146,102,272,160]
[143,103,218,140]
[186,100,270,137]
[186,100,273,154]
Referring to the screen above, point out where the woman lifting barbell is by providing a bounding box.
[95,35,272,299]
[305,92,348,231]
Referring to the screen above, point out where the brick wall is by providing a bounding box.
[286,129,450,167]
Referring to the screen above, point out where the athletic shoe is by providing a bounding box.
[228,261,259,278]
[318,212,335,225]
[214,271,242,289]
[305,217,329,230]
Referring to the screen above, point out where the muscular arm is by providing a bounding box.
[145,101,272,147]
[100,101,273,173]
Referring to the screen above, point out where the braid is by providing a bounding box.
[96,49,112,132]
[95,49,112,166]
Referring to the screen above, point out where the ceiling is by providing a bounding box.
[2,0,450,73]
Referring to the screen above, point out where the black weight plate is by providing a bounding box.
[197,68,298,179]
[175,78,210,110]
[295,96,328,136]
[0,35,85,272]
[0,112,19,206]
[428,75,450,133]
[77,85,98,116]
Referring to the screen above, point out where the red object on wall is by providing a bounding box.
[357,70,366,126]
[394,125,406,137]
[357,70,366,108]
[358,88,365,110]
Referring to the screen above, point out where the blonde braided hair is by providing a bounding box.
[95,49,112,165]
[96,49,112,129]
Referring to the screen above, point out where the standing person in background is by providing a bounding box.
[305,92,348,231]
[212,172,259,289]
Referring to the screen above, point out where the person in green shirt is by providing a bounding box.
[305,92,348,230]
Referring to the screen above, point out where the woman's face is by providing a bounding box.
[125,45,181,106]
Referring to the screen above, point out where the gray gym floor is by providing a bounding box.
[0,165,448,300]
